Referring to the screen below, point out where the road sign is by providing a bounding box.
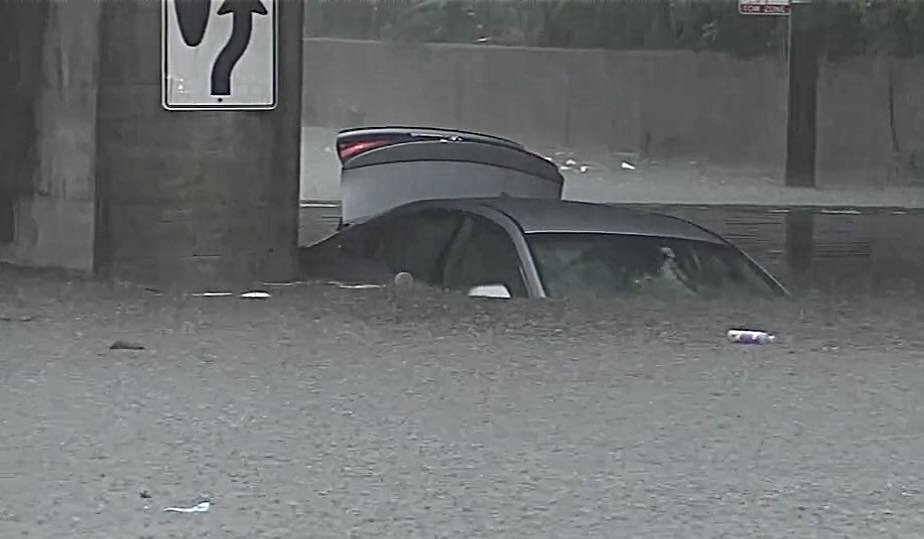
[162,0,277,110]
[739,0,790,15]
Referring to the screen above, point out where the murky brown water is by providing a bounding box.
[299,202,924,295]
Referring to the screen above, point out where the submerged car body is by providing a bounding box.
[300,125,788,299]
[301,197,789,299]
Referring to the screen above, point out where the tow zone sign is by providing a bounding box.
[739,0,790,15]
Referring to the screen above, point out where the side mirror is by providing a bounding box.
[467,283,511,299]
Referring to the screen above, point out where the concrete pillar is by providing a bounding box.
[0,0,42,247]
[0,0,98,271]
[94,0,303,286]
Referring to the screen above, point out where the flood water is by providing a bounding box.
[299,202,924,296]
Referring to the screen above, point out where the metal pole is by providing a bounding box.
[784,0,820,187]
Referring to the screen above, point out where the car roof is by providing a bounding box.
[393,197,727,244]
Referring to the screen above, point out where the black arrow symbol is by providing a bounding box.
[174,0,211,47]
[210,0,267,96]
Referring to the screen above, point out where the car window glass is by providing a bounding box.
[526,233,777,299]
[442,215,526,297]
[300,221,390,281]
[337,224,380,258]
[380,210,464,284]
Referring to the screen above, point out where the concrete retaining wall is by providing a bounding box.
[817,56,924,186]
[301,38,924,199]
[302,38,788,162]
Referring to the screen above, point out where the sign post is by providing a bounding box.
[162,0,277,110]
[784,0,820,187]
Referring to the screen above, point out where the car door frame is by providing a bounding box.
[375,207,469,286]
[431,203,547,298]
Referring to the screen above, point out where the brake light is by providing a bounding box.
[336,139,393,161]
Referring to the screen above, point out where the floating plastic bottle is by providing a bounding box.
[164,501,211,513]
[727,329,776,344]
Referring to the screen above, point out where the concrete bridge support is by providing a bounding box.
[0,0,303,287]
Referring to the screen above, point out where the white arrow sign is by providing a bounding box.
[162,0,277,110]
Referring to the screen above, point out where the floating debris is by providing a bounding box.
[240,291,271,299]
[163,501,211,513]
[327,281,385,290]
[727,329,776,344]
[393,272,415,288]
[0,314,35,322]
[190,292,233,298]
[110,340,146,350]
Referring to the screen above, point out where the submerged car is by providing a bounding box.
[301,196,788,299]
[299,126,788,299]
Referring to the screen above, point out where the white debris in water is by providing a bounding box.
[819,209,862,215]
[164,501,211,513]
[260,281,307,287]
[620,161,637,171]
[240,291,271,299]
[190,292,233,298]
[326,281,385,290]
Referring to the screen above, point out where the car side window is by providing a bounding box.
[441,214,527,297]
[336,223,382,259]
[378,210,465,285]
[299,221,387,280]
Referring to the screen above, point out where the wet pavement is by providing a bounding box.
[299,203,924,295]
[2,264,924,537]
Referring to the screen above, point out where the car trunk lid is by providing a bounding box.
[336,126,564,225]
